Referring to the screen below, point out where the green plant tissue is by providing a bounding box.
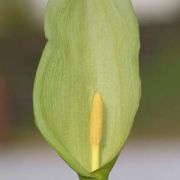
[33,0,141,179]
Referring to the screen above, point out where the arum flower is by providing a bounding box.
[33,0,141,179]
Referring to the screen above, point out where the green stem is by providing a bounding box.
[79,175,108,180]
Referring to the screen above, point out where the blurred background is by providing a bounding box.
[0,0,180,179]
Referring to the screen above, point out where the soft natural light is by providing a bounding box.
[132,0,180,23]
[30,0,180,23]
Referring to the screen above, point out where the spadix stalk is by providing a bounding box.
[90,92,103,171]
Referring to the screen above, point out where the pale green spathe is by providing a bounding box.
[33,0,141,179]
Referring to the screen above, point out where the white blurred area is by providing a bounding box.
[29,0,180,24]
[132,0,180,23]
[0,139,180,180]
